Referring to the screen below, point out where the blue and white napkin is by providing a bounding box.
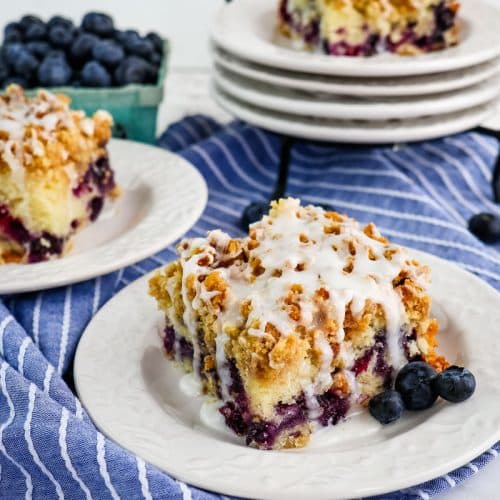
[0,115,499,499]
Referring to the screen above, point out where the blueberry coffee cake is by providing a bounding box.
[0,85,118,264]
[277,0,460,56]
[149,199,447,449]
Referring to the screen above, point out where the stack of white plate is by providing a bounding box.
[210,0,500,143]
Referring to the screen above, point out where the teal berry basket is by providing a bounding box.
[22,39,169,144]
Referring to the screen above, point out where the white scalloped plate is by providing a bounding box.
[213,66,500,120]
[213,47,500,97]
[0,140,207,294]
[213,84,495,144]
[74,250,500,500]
[211,0,500,77]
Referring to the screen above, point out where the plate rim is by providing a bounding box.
[212,84,495,144]
[74,248,500,500]
[0,139,208,294]
[211,0,500,77]
[213,47,500,97]
[213,65,500,121]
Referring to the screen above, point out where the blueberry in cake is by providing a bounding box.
[0,84,118,264]
[277,0,460,56]
[149,198,447,449]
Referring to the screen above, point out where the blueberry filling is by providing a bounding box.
[316,391,350,426]
[0,204,64,262]
[73,155,116,197]
[281,0,456,56]
[162,326,194,361]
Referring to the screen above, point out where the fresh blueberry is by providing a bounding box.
[92,40,124,68]
[468,213,500,244]
[125,37,154,59]
[150,51,162,67]
[44,50,66,61]
[4,23,23,43]
[3,76,28,88]
[114,56,153,85]
[47,16,74,32]
[146,32,164,53]
[38,54,72,86]
[19,15,44,31]
[81,12,114,37]
[48,25,75,49]
[3,43,26,68]
[369,390,405,424]
[26,41,51,59]
[395,361,438,411]
[433,366,476,403]
[24,21,47,41]
[114,29,137,46]
[70,33,98,64]
[13,49,38,80]
[81,61,111,87]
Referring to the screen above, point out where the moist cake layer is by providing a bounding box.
[150,199,446,449]
[0,85,118,264]
[277,0,460,56]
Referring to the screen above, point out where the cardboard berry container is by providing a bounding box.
[24,39,169,144]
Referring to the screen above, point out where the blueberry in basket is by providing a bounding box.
[369,361,477,425]
[0,11,164,88]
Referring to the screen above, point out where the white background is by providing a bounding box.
[1,1,499,499]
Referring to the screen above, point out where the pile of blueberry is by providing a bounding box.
[369,362,476,425]
[0,13,164,88]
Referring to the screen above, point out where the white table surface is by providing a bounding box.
[4,1,497,497]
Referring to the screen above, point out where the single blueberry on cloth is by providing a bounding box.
[0,115,499,499]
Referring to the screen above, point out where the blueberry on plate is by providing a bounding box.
[70,33,98,63]
[114,56,153,85]
[395,361,438,411]
[82,12,114,37]
[26,41,51,59]
[47,16,74,32]
[4,23,23,43]
[92,40,124,69]
[24,21,47,41]
[146,32,164,53]
[48,25,75,49]
[468,213,500,244]
[81,60,111,87]
[13,49,38,80]
[38,54,72,86]
[433,366,476,403]
[369,390,405,424]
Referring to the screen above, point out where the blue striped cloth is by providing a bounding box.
[1,116,499,500]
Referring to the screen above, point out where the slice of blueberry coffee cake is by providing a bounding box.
[277,0,460,56]
[149,198,447,450]
[0,85,119,264]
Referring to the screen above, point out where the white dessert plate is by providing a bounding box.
[211,0,500,77]
[213,84,495,144]
[213,47,500,97]
[0,140,207,295]
[74,250,500,500]
[213,66,500,121]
